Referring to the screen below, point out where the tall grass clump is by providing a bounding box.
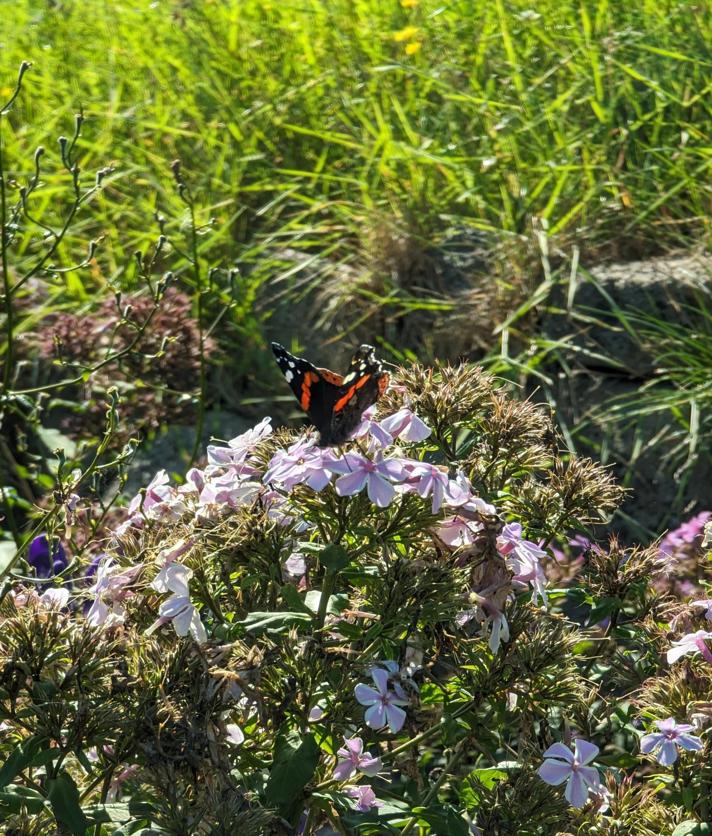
[0,0,709,369]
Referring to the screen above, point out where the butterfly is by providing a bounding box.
[271,342,389,446]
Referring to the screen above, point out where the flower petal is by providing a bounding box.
[538,760,572,786]
[354,684,380,706]
[657,740,679,766]
[565,772,589,808]
[541,743,574,763]
[384,703,407,733]
[364,702,386,730]
[335,470,368,497]
[367,473,395,507]
[640,733,663,754]
[574,738,599,766]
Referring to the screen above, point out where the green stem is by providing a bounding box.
[399,737,469,835]
[187,197,206,467]
[0,113,13,390]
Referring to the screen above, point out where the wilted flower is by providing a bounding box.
[355,666,409,733]
[667,630,712,665]
[345,784,382,812]
[640,718,703,765]
[27,534,68,578]
[87,559,142,628]
[333,737,382,781]
[537,739,602,808]
[329,453,406,508]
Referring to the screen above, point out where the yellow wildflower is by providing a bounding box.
[393,25,419,42]
[405,41,422,55]
[400,0,419,7]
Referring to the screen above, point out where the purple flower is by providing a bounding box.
[207,417,272,467]
[27,534,68,578]
[351,405,394,448]
[345,785,382,812]
[379,407,431,443]
[333,737,382,781]
[355,667,409,733]
[264,439,338,491]
[329,453,406,508]
[436,513,482,547]
[667,630,712,665]
[497,522,548,606]
[399,462,451,513]
[640,718,703,765]
[537,739,601,808]
[660,511,711,556]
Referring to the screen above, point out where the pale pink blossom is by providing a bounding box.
[148,563,207,644]
[345,785,382,812]
[329,453,406,508]
[86,559,142,628]
[354,667,409,733]
[333,737,382,781]
[225,723,245,746]
[379,407,431,443]
[667,630,712,665]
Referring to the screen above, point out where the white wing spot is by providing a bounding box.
[288,361,295,369]
[284,370,294,383]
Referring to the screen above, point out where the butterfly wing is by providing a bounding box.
[325,345,390,445]
[271,343,341,436]
[271,342,389,446]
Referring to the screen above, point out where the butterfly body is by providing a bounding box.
[271,342,389,446]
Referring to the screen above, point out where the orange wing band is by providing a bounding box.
[300,371,319,410]
[333,373,371,413]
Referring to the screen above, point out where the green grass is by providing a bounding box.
[2,0,710,288]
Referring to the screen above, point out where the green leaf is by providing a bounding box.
[279,584,313,615]
[265,730,319,813]
[35,426,78,460]
[0,783,48,814]
[46,771,91,835]
[0,735,47,789]
[468,766,509,789]
[239,611,312,636]
[672,823,712,836]
[0,540,17,578]
[586,596,620,626]
[414,805,471,836]
[318,544,350,571]
[304,590,349,616]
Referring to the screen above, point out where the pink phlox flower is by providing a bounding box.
[207,417,272,467]
[127,470,171,516]
[640,718,703,765]
[537,739,601,808]
[690,599,712,622]
[354,666,409,733]
[11,586,70,610]
[329,453,406,508]
[667,629,712,665]
[106,764,140,803]
[149,563,207,644]
[282,551,307,582]
[178,467,205,496]
[264,439,339,491]
[351,405,394,449]
[660,511,711,556]
[399,461,451,513]
[333,736,382,781]
[497,522,548,606]
[199,471,262,509]
[455,593,510,653]
[87,559,142,628]
[157,538,192,566]
[435,513,483,548]
[379,407,431,443]
[345,785,382,812]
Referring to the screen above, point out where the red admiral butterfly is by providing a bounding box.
[271,342,389,446]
